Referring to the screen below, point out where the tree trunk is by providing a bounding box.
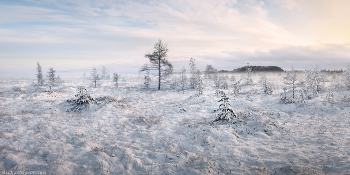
[158,54,161,90]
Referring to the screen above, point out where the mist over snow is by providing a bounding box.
[2,0,350,174]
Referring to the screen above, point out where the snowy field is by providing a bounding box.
[1,72,350,174]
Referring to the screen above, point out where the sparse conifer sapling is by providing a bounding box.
[36,62,44,86]
[195,70,203,96]
[91,67,100,88]
[47,67,56,91]
[259,72,272,95]
[113,73,119,88]
[179,67,187,93]
[213,92,237,122]
[189,58,197,89]
[140,64,152,89]
[245,63,253,85]
[66,86,97,112]
[233,80,241,97]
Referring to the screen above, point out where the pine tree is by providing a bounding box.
[36,62,44,86]
[141,39,173,90]
[213,92,236,122]
[47,67,56,91]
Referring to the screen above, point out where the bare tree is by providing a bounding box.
[141,39,173,90]
[91,67,100,88]
[36,62,44,86]
[47,67,56,91]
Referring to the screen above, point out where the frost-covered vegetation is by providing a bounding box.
[1,67,350,174]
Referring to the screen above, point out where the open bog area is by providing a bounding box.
[1,72,350,175]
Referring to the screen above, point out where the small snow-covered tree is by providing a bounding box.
[233,80,241,97]
[47,67,56,91]
[204,65,217,79]
[245,63,253,85]
[283,66,298,99]
[213,72,222,88]
[113,73,119,88]
[66,86,97,112]
[304,65,325,98]
[195,70,203,96]
[36,62,44,86]
[325,89,334,105]
[101,66,109,80]
[91,67,100,88]
[343,64,350,91]
[179,67,187,92]
[259,72,272,95]
[56,75,63,85]
[279,87,293,104]
[189,57,197,89]
[213,92,236,122]
[141,39,173,90]
[140,64,152,89]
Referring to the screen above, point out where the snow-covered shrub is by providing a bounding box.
[325,89,334,105]
[113,73,119,88]
[245,93,252,102]
[259,72,273,95]
[213,92,237,122]
[343,64,350,91]
[341,94,350,103]
[66,86,97,112]
[91,67,100,88]
[283,66,297,99]
[296,89,306,106]
[233,80,241,97]
[304,65,325,98]
[279,87,293,104]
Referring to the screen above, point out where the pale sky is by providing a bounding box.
[1,0,350,76]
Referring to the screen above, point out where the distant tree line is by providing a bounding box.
[232,66,284,72]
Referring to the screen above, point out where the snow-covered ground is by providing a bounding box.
[1,73,350,174]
